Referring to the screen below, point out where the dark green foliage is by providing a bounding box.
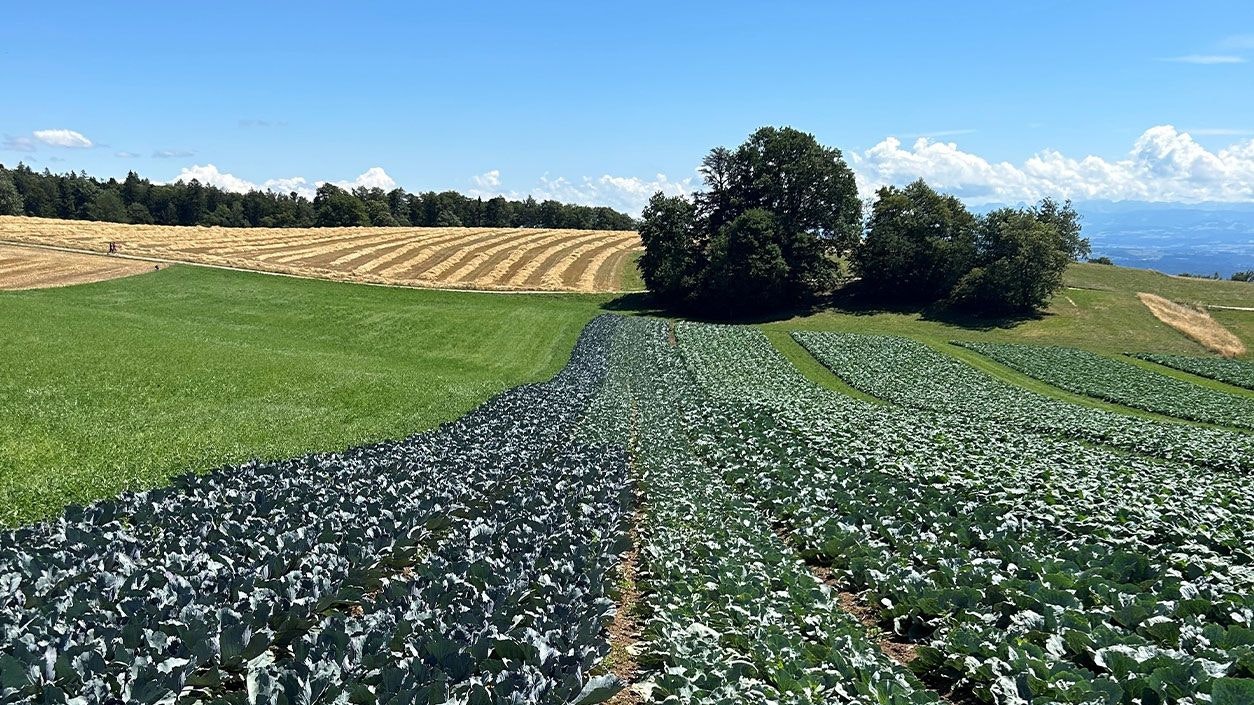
[1231,270,1254,282]
[637,126,861,315]
[434,208,464,227]
[125,201,154,224]
[855,184,1087,314]
[1034,196,1090,261]
[314,183,371,226]
[700,209,789,313]
[950,207,1074,312]
[0,162,635,230]
[637,192,698,301]
[86,190,128,223]
[853,179,977,302]
[0,170,21,215]
[0,317,630,702]
[1091,255,1115,265]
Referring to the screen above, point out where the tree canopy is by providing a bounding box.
[853,179,978,303]
[638,128,1088,317]
[855,182,1088,313]
[637,126,861,316]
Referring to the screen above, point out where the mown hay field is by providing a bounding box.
[0,215,644,292]
[0,243,154,290]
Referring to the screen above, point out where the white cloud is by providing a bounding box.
[328,166,397,192]
[1161,54,1246,64]
[33,129,93,148]
[472,169,501,188]
[850,125,1254,204]
[154,149,195,158]
[471,172,696,215]
[114,151,140,158]
[172,164,313,199]
[169,164,396,200]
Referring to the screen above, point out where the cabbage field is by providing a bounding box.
[3,315,1252,705]
[960,343,1254,430]
[792,332,1254,471]
[1135,353,1254,392]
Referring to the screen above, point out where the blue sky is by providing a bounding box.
[3,1,1253,213]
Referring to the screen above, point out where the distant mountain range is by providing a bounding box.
[1069,201,1254,278]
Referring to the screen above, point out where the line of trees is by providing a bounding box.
[0,163,636,231]
[638,126,1090,317]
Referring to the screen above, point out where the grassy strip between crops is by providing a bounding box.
[761,329,886,405]
[1122,354,1254,399]
[0,264,611,525]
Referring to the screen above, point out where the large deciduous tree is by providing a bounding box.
[854,181,1087,314]
[949,207,1077,313]
[637,126,861,315]
[313,184,370,227]
[853,179,978,302]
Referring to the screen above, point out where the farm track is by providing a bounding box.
[0,215,644,293]
[768,522,970,705]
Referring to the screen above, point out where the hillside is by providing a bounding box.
[0,267,609,524]
[767,261,1254,359]
[0,215,645,293]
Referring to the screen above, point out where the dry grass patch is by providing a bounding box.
[0,216,642,293]
[1138,292,1246,357]
[0,244,153,290]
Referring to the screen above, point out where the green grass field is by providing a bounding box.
[762,263,1254,359]
[0,266,608,525]
[4,258,1253,525]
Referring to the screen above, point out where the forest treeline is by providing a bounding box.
[0,163,636,231]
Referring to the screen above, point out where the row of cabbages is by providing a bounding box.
[0,316,628,705]
[675,322,1254,705]
[961,342,1254,431]
[604,318,939,705]
[1134,353,1254,392]
[794,332,1254,471]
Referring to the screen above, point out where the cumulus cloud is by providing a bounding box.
[850,125,1254,204]
[328,166,396,192]
[33,129,93,148]
[471,171,696,215]
[1161,54,1246,64]
[170,164,397,200]
[472,169,501,188]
